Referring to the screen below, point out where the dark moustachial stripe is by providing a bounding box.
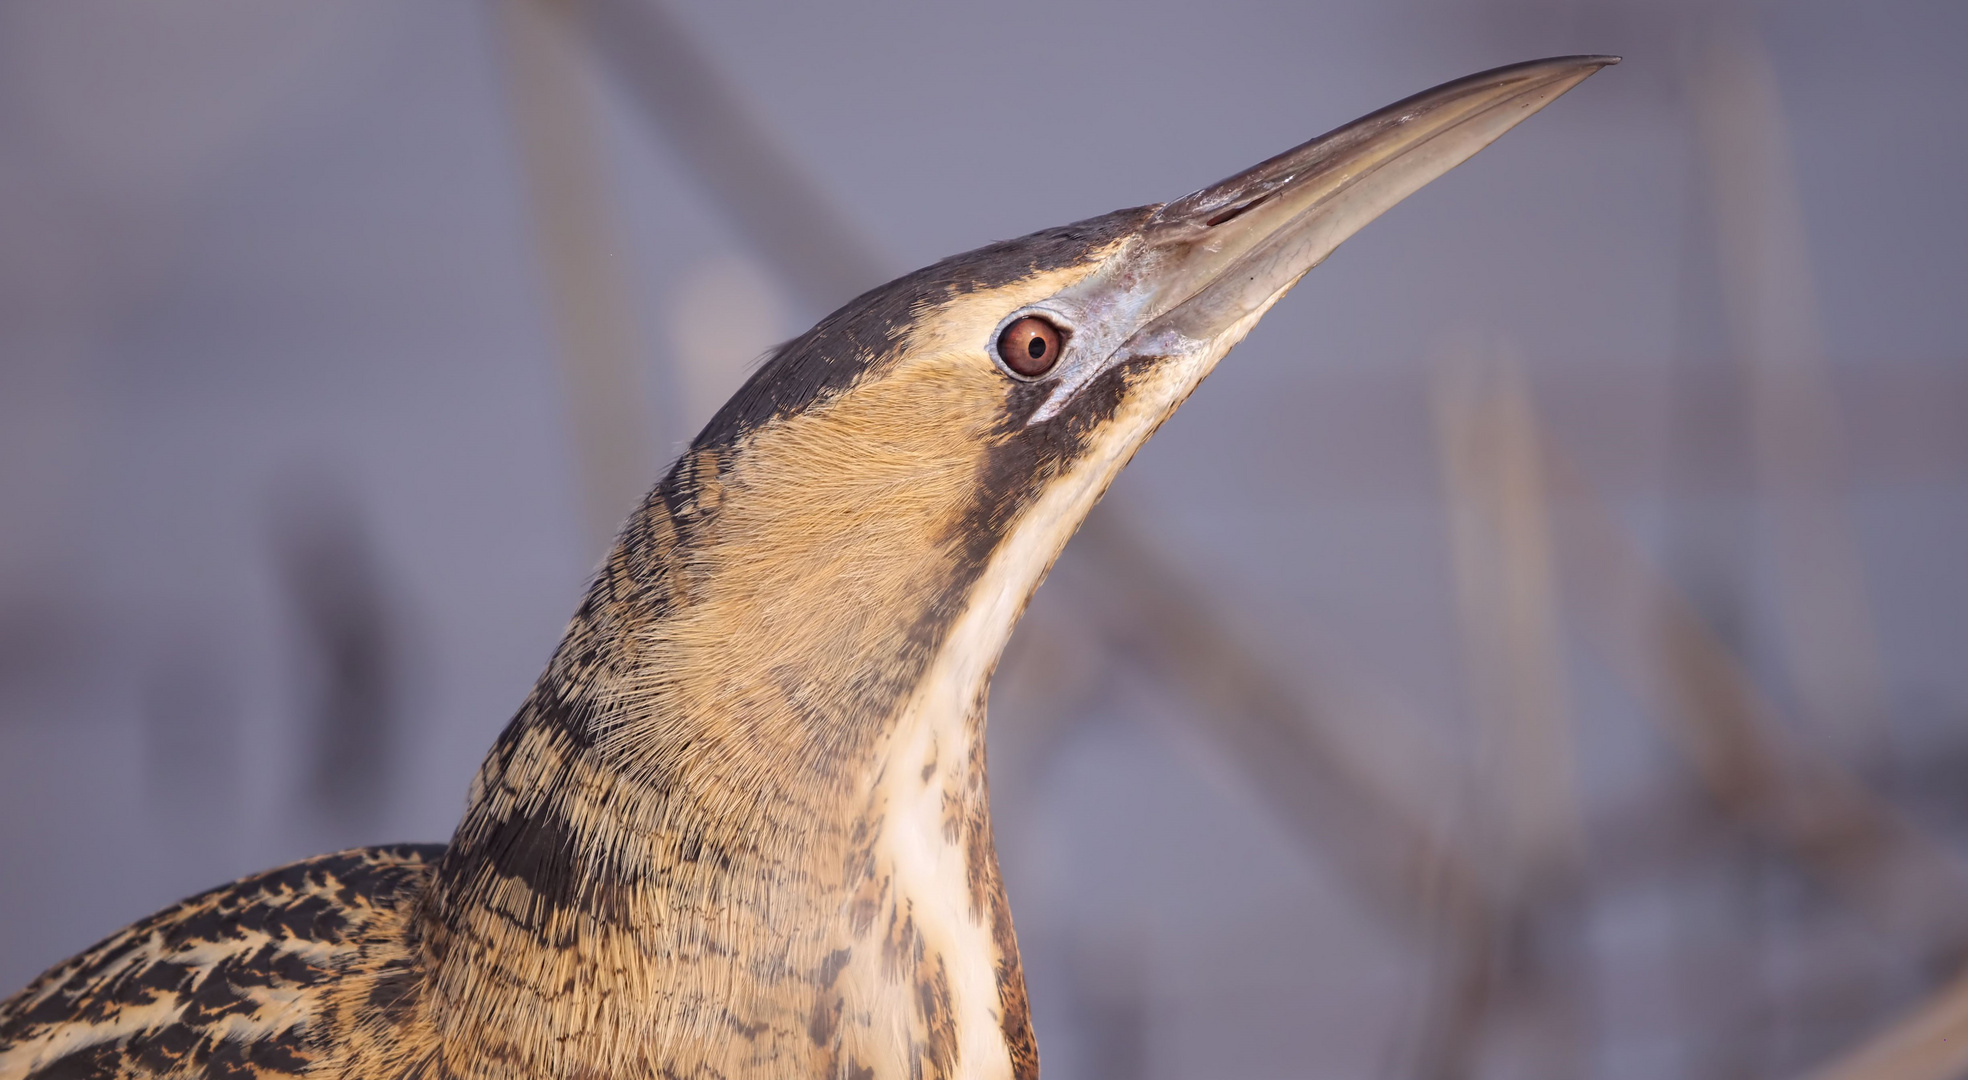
[908,355,1149,654]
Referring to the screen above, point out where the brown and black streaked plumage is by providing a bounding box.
[0,57,1612,1080]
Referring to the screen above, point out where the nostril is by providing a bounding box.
[1204,187,1282,227]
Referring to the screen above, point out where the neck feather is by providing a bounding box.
[418,436,1040,1080]
[404,280,1177,1078]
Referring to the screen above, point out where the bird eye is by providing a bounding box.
[996,316,1063,379]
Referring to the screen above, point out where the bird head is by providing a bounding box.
[430,56,1615,1080]
[601,57,1616,775]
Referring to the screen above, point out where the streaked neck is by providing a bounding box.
[421,442,1038,1080]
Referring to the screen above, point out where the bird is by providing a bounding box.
[0,55,1613,1080]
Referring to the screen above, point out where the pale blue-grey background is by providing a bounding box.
[2,2,1964,1077]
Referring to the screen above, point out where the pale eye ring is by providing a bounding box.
[995,316,1064,379]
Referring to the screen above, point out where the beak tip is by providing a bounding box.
[1566,53,1622,74]
[1522,54,1621,99]
[1133,53,1621,346]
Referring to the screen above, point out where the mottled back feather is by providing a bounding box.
[0,846,439,1080]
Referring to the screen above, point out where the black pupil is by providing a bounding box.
[1027,334,1047,360]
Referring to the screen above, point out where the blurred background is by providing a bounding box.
[2,1,1965,1077]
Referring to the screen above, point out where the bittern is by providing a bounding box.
[0,56,1612,1080]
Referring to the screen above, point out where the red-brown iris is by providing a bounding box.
[997,316,1063,378]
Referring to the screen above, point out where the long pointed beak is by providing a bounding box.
[1122,55,1617,354]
